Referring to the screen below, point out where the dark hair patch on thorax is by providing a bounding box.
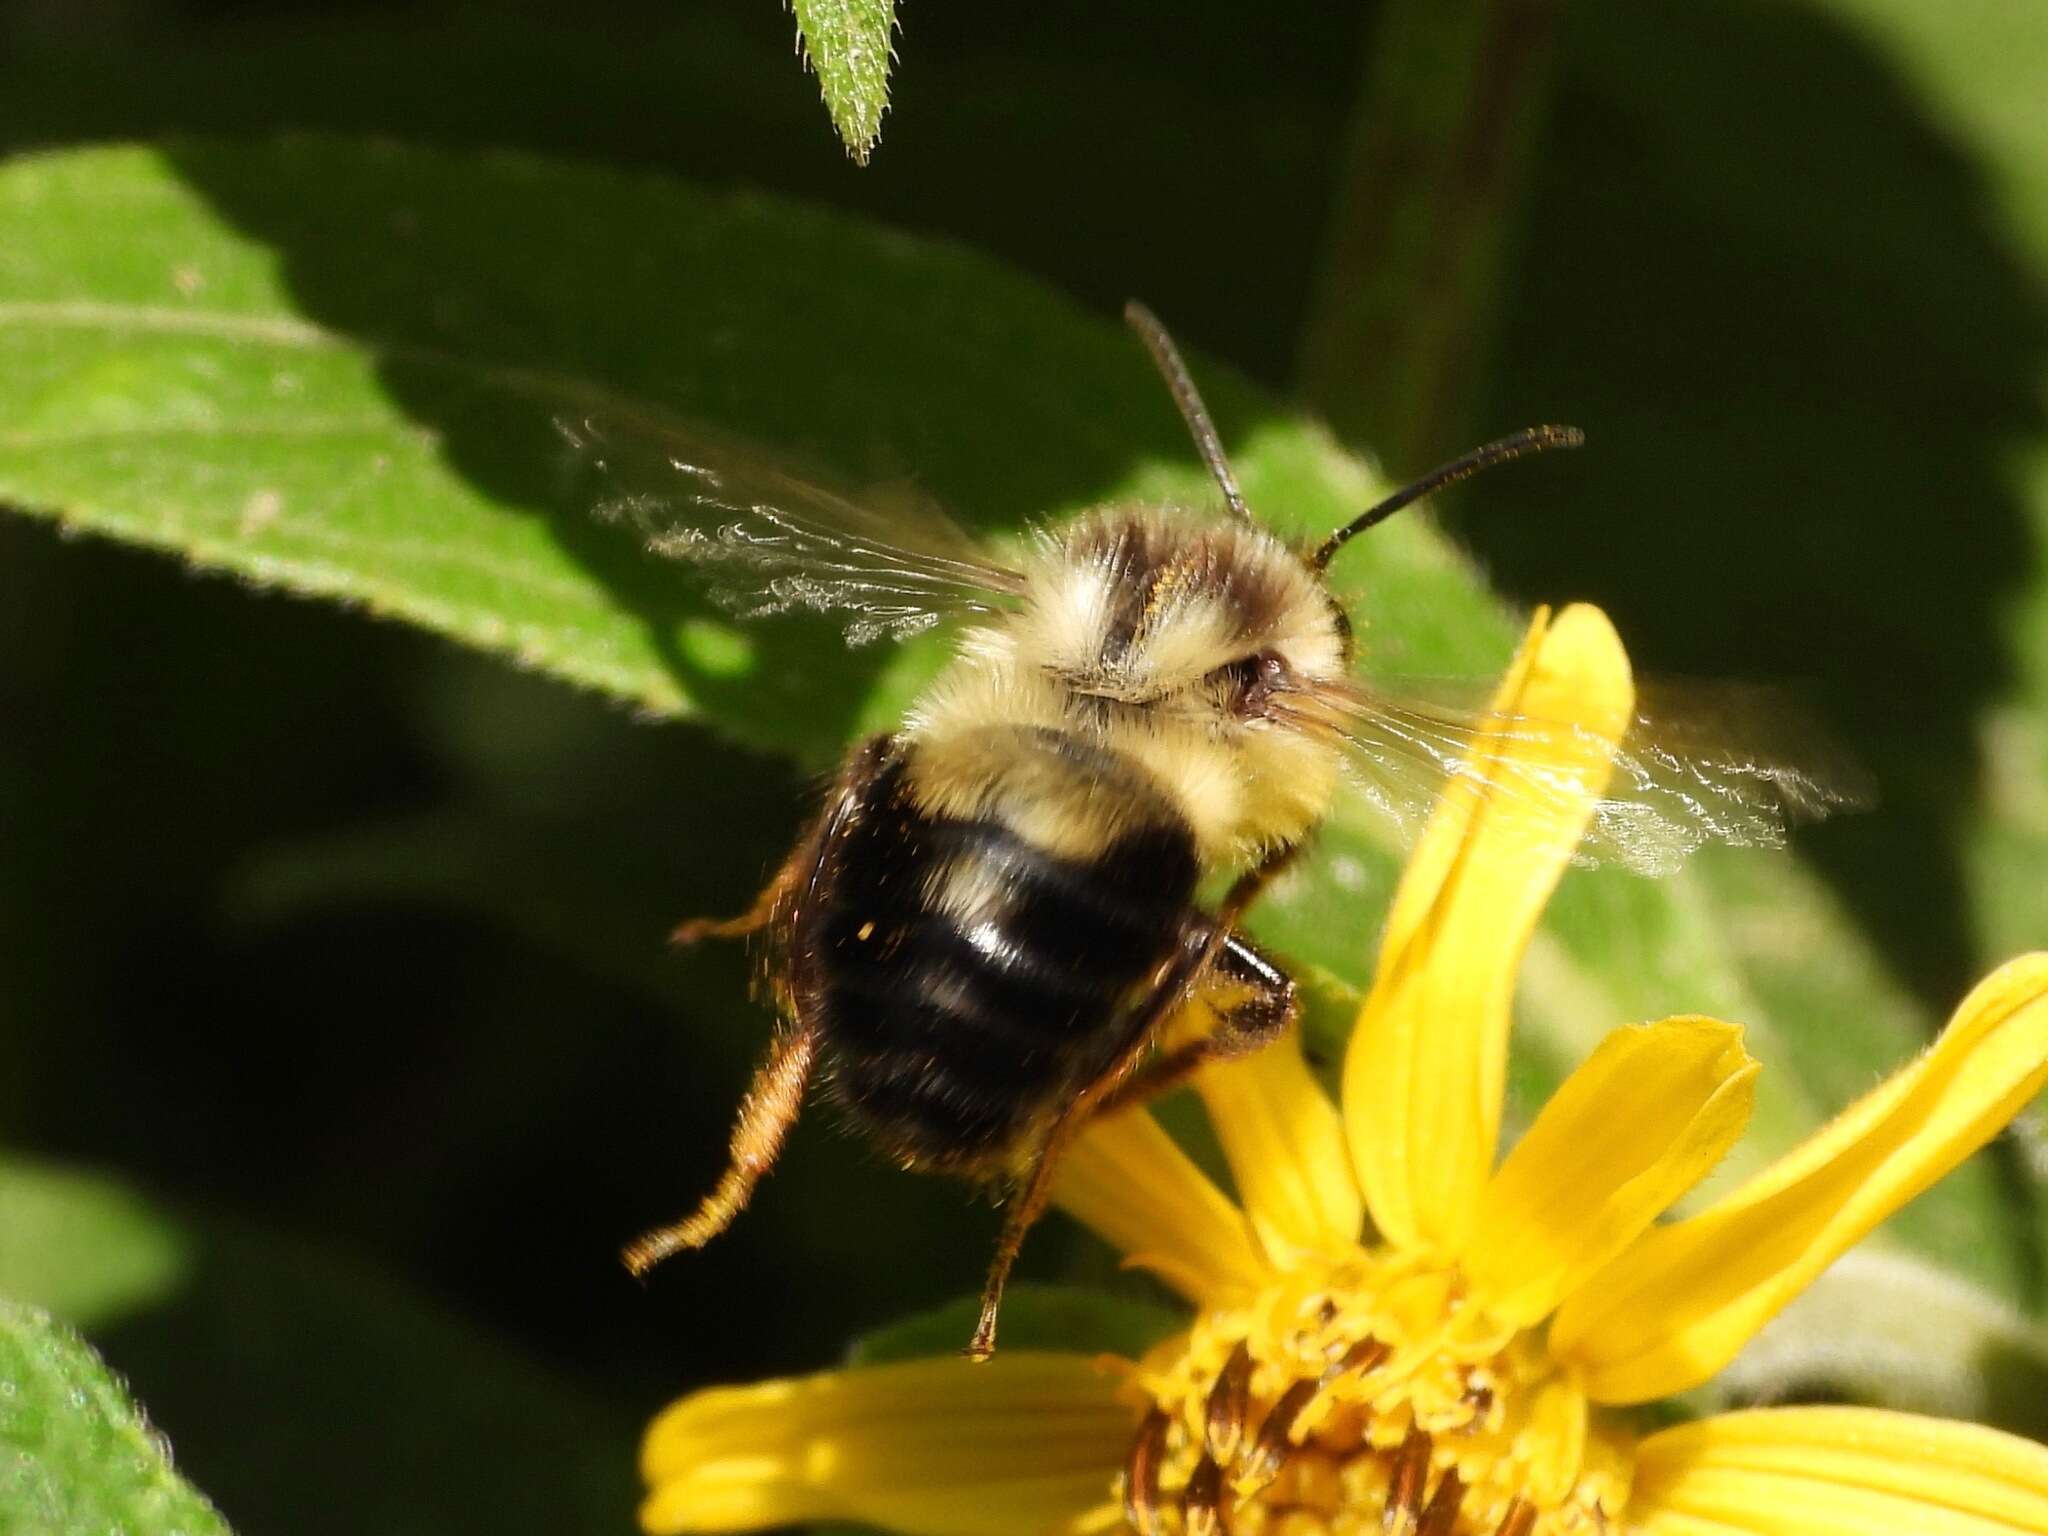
[1065,511,1310,659]
[1327,595,1355,667]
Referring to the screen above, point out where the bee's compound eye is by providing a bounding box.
[1220,650,1290,714]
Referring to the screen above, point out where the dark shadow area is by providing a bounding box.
[0,0,1357,387]
[1467,0,2045,1017]
[1979,1338,2048,1441]
[99,1219,640,1536]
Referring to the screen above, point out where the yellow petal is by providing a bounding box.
[1631,1406,2048,1535]
[1521,1373,1590,1508]
[1193,1023,1363,1267]
[641,1353,1133,1536]
[1554,953,2048,1403]
[1343,603,1634,1256]
[1052,1106,1267,1302]
[1466,1016,1757,1327]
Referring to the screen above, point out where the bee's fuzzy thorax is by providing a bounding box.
[903,506,1349,870]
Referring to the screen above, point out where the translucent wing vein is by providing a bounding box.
[558,410,1024,645]
[1313,677,1871,876]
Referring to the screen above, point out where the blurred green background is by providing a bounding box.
[2,1,2045,1531]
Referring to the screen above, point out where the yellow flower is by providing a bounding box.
[641,605,2048,1536]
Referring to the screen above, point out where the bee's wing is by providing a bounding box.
[557,408,1027,645]
[1308,674,1873,877]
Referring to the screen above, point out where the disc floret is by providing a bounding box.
[1126,1254,1627,1536]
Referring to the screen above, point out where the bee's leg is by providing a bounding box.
[964,1120,1069,1362]
[1217,838,1305,924]
[669,849,809,946]
[965,932,1226,1362]
[1202,933,1299,1056]
[626,738,895,1278]
[671,735,897,947]
[1077,838,1306,1119]
[621,1019,820,1276]
[1091,930,1298,1118]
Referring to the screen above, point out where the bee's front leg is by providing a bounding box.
[1189,929,1301,1057]
[960,837,1308,1361]
[963,924,1229,1362]
[1090,928,1299,1119]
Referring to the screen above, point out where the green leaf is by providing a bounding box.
[1703,1245,2048,1438]
[0,137,2030,1323]
[0,1159,190,1330]
[791,0,897,164]
[846,1282,1182,1366]
[0,138,1355,767]
[0,1298,231,1536]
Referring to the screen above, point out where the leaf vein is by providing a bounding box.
[0,300,714,433]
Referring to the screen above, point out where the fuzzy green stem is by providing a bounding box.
[1298,0,1565,470]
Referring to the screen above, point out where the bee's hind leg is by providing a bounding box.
[641,860,818,1267]
[620,1020,819,1276]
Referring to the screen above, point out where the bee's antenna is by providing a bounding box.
[1310,424,1585,572]
[1124,300,1255,525]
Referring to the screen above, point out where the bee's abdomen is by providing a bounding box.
[802,734,1197,1172]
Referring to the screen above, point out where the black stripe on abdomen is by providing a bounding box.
[806,753,1196,1170]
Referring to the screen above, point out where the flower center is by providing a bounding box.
[1120,1252,1628,1536]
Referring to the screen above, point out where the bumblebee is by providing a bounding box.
[565,305,1861,1358]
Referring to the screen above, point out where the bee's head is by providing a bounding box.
[1009,509,1353,861]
